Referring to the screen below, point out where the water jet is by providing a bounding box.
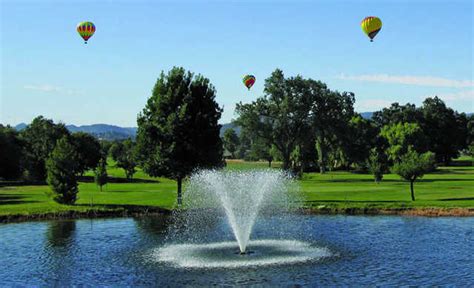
[156,170,331,268]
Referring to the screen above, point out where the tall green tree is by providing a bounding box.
[0,125,24,180]
[71,132,102,175]
[94,158,108,192]
[236,69,325,170]
[136,67,224,205]
[392,148,436,201]
[222,128,240,158]
[20,116,70,181]
[421,97,468,165]
[380,122,425,163]
[311,90,355,173]
[46,136,79,204]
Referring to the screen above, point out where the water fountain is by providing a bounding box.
[154,170,331,268]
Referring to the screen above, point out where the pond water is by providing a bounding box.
[0,215,473,286]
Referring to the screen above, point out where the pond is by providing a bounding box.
[0,215,473,286]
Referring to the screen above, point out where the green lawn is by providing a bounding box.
[1,157,473,218]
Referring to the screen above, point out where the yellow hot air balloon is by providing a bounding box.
[77,21,96,44]
[361,16,382,42]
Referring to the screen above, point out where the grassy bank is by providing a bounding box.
[1,158,473,222]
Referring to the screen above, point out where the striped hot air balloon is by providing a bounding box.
[361,16,382,42]
[77,21,96,44]
[243,75,256,90]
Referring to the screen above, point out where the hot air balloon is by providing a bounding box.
[77,21,96,44]
[361,16,382,42]
[243,75,256,90]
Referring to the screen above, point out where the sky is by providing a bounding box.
[1,0,473,127]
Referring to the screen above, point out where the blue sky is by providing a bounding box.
[1,0,472,126]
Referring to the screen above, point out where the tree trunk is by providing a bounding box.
[282,151,291,170]
[177,177,183,206]
[443,155,450,166]
[268,159,272,168]
[410,180,415,201]
[316,138,327,174]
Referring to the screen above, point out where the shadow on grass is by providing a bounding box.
[303,200,410,204]
[305,178,474,183]
[0,194,38,205]
[77,176,159,184]
[439,197,474,201]
[446,160,473,167]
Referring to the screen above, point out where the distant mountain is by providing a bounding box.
[220,122,241,137]
[13,111,473,141]
[15,122,237,141]
[14,123,27,131]
[360,112,374,119]
[66,124,137,140]
[15,123,136,141]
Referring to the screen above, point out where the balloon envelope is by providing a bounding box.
[77,21,96,44]
[361,16,382,42]
[243,75,256,90]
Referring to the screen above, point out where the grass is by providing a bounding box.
[1,157,473,219]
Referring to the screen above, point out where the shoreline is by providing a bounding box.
[299,207,474,217]
[1,206,473,223]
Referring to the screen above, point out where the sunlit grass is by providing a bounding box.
[1,157,473,217]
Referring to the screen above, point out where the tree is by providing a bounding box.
[46,136,79,204]
[94,158,108,192]
[0,125,24,180]
[392,148,435,201]
[421,97,468,165]
[222,128,240,158]
[249,137,274,167]
[236,69,326,170]
[380,122,425,163]
[71,132,102,175]
[136,67,224,205]
[116,139,137,181]
[372,102,423,128]
[99,140,113,159]
[467,114,474,147]
[20,116,70,181]
[109,141,125,162]
[366,148,387,183]
[311,89,355,173]
[237,130,252,159]
[342,115,378,169]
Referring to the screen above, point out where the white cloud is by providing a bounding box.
[337,74,474,88]
[356,99,393,111]
[433,90,474,101]
[24,84,78,95]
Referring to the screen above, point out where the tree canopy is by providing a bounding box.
[136,67,224,204]
[20,116,70,181]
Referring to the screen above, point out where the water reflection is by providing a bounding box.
[0,216,472,286]
[134,215,169,237]
[44,220,77,286]
[46,220,76,247]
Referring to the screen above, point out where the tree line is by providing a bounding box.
[0,116,142,203]
[1,67,473,204]
[225,69,473,199]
